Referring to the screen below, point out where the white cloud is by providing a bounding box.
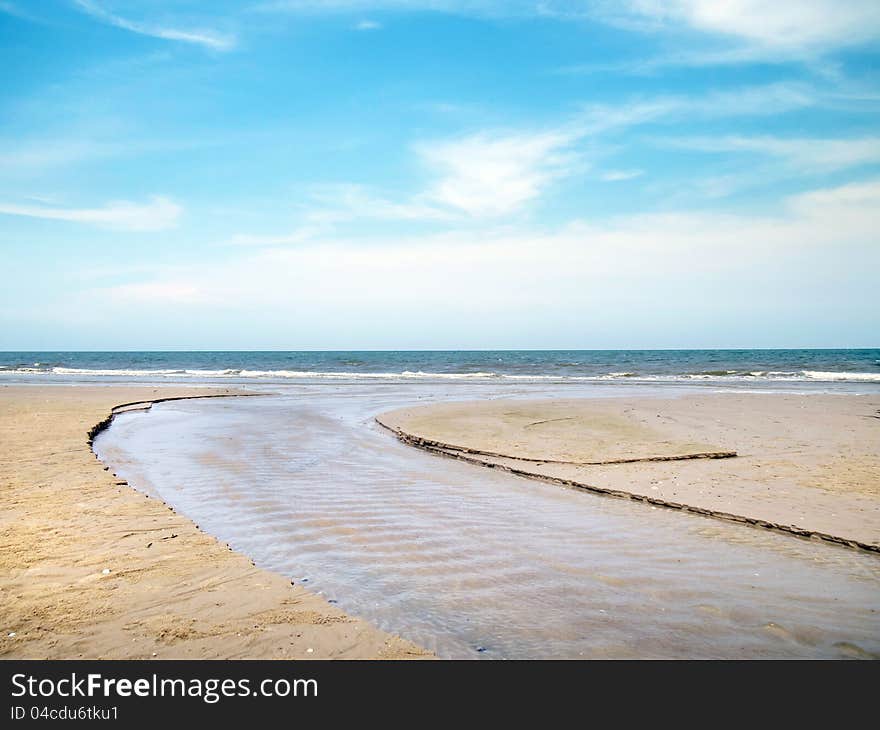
[787,178,880,229]
[614,0,880,54]
[0,196,182,231]
[681,83,818,117]
[224,82,824,241]
[232,128,584,238]
[578,82,817,134]
[355,19,382,30]
[255,1,880,59]
[601,169,643,181]
[256,1,536,15]
[229,229,328,247]
[74,1,235,51]
[226,183,456,246]
[559,47,786,75]
[104,281,205,304]
[660,135,880,174]
[0,138,120,171]
[82,180,880,347]
[399,84,818,216]
[416,129,582,217]
[106,179,880,290]
[309,183,455,222]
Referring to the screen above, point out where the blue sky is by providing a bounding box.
[1,1,878,349]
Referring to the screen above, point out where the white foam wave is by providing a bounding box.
[237,369,500,380]
[52,367,185,376]
[802,371,880,382]
[184,369,240,376]
[0,366,876,383]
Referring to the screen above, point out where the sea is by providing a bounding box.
[1,349,879,386]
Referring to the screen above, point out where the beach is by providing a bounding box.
[5,3,880,710]
[378,393,880,551]
[2,375,879,659]
[0,385,428,659]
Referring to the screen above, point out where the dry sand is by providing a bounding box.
[378,393,880,551]
[0,385,428,659]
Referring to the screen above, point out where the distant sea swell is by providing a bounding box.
[1,350,878,384]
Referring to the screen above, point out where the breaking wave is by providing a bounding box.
[0,366,878,383]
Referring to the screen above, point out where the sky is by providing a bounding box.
[1,0,878,350]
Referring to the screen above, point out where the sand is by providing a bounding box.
[378,393,880,552]
[0,385,428,659]
[5,386,877,660]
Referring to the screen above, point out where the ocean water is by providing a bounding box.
[1,349,879,385]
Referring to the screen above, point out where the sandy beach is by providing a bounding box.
[378,393,880,551]
[2,383,878,660]
[0,385,428,659]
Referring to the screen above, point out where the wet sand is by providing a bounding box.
[0,385,427,659]
[378,394,880,551]
[96,387,880,658]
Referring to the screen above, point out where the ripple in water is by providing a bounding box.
[95,385,880,659]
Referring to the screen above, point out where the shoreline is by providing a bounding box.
[0,385,429,659]
[377,393,880,554]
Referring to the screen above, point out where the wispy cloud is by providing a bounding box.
[659,135,880,174]
[255,1,536,16]
[0,138,122,171]
[787,178,880,226]
[103,280,206,305]
[558,46,785,76]
[355,19,382,30]
[609,0,880,55]
[0,123,253,176]
[0,1,41,22]
[234,128,584,241]
[309,183,455,221]
[229,229,329,247]
[228,183,455,247]
[601,169,643,182]
[256,1,880,60]
[90,179,880,349]
[578,82,818,134]
[74,1,235,51]
[0,196,182,231]
[228,82,832,243]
